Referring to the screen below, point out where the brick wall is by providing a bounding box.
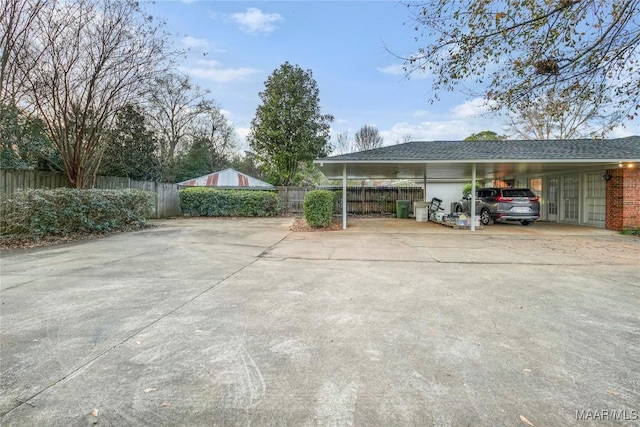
[605,167,640,230]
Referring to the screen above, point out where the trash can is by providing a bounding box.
[396,200,410,219]
[414,201,428,216]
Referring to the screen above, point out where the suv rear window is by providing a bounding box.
[502,189,536,197]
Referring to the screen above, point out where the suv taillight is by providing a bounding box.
[529,196,539,202]
[495,195,513,202]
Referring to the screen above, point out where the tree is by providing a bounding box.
[169,107,239,182]
[404,0,640,124]
[506,88,619,140]
[248,62,334,186]
[464,131,507,141]
[0,103,60,170]
[7,0,171,188]
[0,0,46,105]
[333,131,352,155]
[354,125,384,151]
[145,73,215,166]
[100,105,161,181]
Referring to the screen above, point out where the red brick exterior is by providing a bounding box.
[605,167,640,230]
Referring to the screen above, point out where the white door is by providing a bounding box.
[585,172,605,226]
[562,176,580,222]
[547,178,559,221]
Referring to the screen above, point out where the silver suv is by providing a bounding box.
[454,188,540,226]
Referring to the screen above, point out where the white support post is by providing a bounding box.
[470,163,477,231]
[342,163,347,230]
[423,167,427,201]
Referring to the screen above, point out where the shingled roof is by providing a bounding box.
[314,136,640,180]
[322,136,640,162]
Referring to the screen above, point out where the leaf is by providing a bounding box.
[520,415,535,426]
[90,408,99,417]
[144,388,158,393]
[161,402,170,407]
[605,389,620,396]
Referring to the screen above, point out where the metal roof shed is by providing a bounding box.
[177,168,274,190]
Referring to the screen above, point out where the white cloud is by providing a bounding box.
[179,59,259,83]
[380,100,509,143]
[182,36,209,49]
[451,97,497,119]
[180,0,197,3]
[230,8,283,35]
[220,109,232,118]
[378,63,431,80]
[412,110,431,118]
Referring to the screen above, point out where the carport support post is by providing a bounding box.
[423,167,427,201]
[470,163,477,232]
[342,163,347,230]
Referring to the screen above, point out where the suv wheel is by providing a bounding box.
[480,209,491,226]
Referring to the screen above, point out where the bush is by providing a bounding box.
[179,188,280,217]
[0,188,154,238]
[304,190,335,227]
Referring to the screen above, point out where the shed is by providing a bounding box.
[177,168,274,190]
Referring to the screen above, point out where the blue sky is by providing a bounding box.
[148,0,640,152]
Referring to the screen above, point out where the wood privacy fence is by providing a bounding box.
[277,186,425,215]
[1,170,425,217]
[0,169,180,219]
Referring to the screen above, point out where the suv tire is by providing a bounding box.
[480,208,491,226]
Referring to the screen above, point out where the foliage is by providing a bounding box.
[100,105,161,181]
[147,73,218,165]
[0,103,61,170]
[303,190,335,227]
[332,131,352,155]
[404,0,640,124]
[620,228,640,237]
[3,0,172,188]
[248,62,334,186]
[506,88,618,140]
[179,188,280,217]
[166,107,239,183]
[464,130,507,141]
[354,125,384,151]
[0,188,153,237]
[462,181,483,198]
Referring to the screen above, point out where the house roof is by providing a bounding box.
[177,168,274,189]
[315,136,640,180]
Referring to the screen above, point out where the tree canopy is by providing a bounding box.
[248,62,333,186]
[464,130,507,141]
[354,125,384,151]
[404,0,640,124]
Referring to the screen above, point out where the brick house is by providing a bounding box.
[315,136,640,230]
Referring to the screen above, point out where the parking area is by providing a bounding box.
[1,218,639,426]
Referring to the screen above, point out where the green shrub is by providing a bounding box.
[462,181,483,198]
[179,188,280,217]
[620,228,640,237]
[304,190,335,227]
[0,188,154,238]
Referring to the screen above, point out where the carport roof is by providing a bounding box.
[314,136,640,180]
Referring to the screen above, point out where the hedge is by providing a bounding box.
[0,188,154,238]
[304,190,335,227]
[179,188,280,217]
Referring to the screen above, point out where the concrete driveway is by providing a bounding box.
[1,218,639,426]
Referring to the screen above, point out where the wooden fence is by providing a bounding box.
[277,186,425,215]
[1,170,426,218]
[0,169,180,218]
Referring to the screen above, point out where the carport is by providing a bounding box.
[314,137,640,231]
